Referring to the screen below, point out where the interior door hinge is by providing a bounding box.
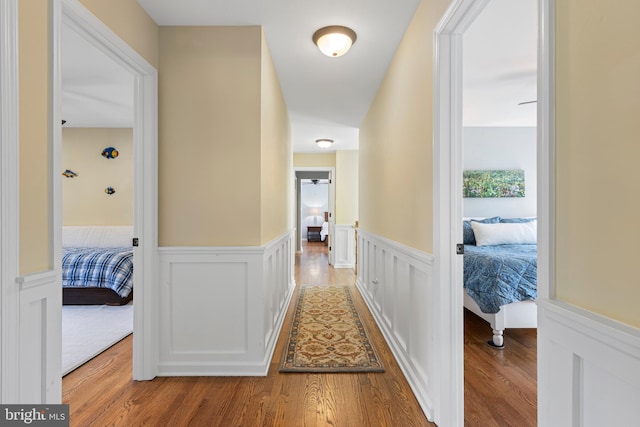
[133,237,139,247]
[456,243,464,255]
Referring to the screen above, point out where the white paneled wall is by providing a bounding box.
[538,300,640,426]
[332,224,355,269]
[157,231,295,376]
[356,230,437,420]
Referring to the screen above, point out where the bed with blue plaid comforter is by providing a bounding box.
[463,244,537,314]
[62,247,133,298]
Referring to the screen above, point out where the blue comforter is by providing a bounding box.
[62,247,133,298]
[464,244,537,313]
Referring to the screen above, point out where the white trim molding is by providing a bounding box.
[332,224,355,269]
[356,229,437,422]
[0,0,20,403]
[538,299,640,426]
[157,231,295,376]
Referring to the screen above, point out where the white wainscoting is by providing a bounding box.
[16,270,61,403]
[332,224,355,269]
[356,230,437,421]
[538,299,640,426]
[157,231,295,376]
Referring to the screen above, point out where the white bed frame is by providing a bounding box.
[464,291,537,347]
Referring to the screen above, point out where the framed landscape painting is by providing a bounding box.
[463,169,525,198]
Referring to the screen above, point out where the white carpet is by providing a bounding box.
[62,303,133,376]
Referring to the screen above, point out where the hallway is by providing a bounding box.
[62,240,537,426]
[62,241,434,426]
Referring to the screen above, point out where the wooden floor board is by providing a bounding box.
[63,240,536,426]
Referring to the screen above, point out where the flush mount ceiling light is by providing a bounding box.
[315,138,334,149]
[312,26,357,57]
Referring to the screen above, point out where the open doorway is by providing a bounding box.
[60,17,136,377]
[433,0,546,424]
[294,168,335,264]
[461,0,538,424]
[53,0,159,383]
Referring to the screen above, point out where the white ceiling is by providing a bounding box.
[61,0,537,152]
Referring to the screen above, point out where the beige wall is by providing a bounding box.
[293,152,336,168]
[79,0,159,68]
[555,0,640,327]
[260,31,292,244]
[17,0,158,274]
[159,26,274,247]
[19,0,50,274]
[335,150,358,225]
[360,0,449,254]
[62,128,133,226]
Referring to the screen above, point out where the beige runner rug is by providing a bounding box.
[280,285,385,373]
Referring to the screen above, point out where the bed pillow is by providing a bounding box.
[471,220,537,246]
[463,217,500,245]
[62,226,133,248]
[500,217,536,223]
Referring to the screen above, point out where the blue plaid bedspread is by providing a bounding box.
[62,247,133,298]
[464,244,537,314]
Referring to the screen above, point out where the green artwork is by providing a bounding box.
[463,169,525,198]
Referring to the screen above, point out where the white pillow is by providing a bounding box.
[62,226,133,248]
[471,220,537,246]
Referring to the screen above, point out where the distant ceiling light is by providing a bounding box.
[315,138,334,149]
[312,26,357,57]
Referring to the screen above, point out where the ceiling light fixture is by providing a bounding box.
[315,138,334,149]
[312,26,357,57]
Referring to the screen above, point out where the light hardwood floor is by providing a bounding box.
[62,241,536,426]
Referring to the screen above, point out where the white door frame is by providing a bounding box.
[54,0,159,381]
[433,0,553,424]
[294,167,335,264]
[0,0,21,402]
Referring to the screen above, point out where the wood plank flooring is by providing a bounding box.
[62,241,537,426]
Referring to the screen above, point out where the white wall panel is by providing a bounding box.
[538,300,640,426]
[158,231,295,376]
[332,224,355,269]
[356,230,436,420]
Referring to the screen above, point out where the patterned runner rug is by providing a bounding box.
[280,285,384,373]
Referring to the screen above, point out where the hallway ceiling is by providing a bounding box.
[61,0,537,152]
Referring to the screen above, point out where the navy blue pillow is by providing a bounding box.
[463,216,501,245]
[500,217,536,223]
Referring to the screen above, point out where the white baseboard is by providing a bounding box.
[538,299,640,426]
[157,231,295,376]
[356,230,436,421]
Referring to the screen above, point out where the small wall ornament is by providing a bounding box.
[61,169,78,178]
[104,186,116,195]
[101,146,119,159]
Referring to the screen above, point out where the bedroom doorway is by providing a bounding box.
[459,0,539,424]
[60,23,136,376]
[294,168,335,265]
[433,0,549,423]
[54,0,158,383]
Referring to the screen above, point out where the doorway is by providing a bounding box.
[60,21,135,376]
[55,0,158,382]
[433,0,551,424]
[294,168,335,264]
